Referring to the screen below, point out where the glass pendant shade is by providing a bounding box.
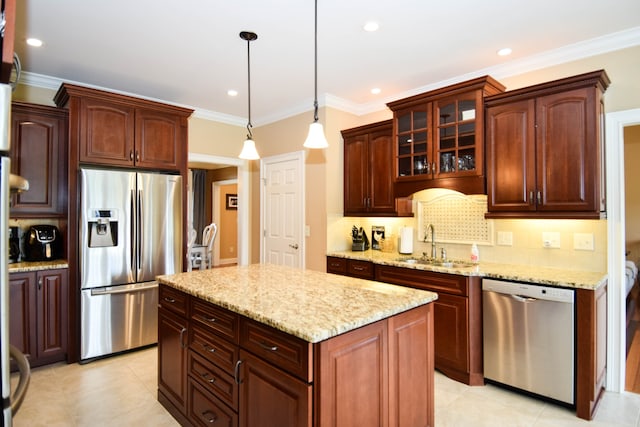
[239,138,259,160]
[303,121,329,149]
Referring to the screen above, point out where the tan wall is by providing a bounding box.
[219,183,238,262]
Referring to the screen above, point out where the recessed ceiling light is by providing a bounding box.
[227,89,238,97]
[363,21,379,32]
[371,88,381,95]
[26,38,43,47]
[497,47,512,56]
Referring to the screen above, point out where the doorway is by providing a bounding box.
[188,153,249,266]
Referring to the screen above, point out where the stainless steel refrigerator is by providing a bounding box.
[79,168,182,361]
[1,83,30,425]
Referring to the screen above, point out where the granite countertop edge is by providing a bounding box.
[158,264,438,343]
[8,260,69,272]
[327,250,608,291]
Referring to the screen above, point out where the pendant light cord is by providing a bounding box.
[313,0,319,123]
[246,37,253,139]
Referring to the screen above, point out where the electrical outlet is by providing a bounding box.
[574,233,595,251]
[542,231,560,248]
[305,225,311,237]
[497,231,513,246]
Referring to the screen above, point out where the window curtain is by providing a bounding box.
[192,169,207,244]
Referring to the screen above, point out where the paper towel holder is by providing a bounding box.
[399,226,414,254]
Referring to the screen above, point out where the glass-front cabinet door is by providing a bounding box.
[395,104,431,178]
[434,95,479,177]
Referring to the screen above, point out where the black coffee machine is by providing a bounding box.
[8,226,20,263]
[24,225,63,261]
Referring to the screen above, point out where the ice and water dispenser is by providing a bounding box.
[87,209,118,247]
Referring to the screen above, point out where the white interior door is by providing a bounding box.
[261,152,304,268]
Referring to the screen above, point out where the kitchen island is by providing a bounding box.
[157,263,438,427]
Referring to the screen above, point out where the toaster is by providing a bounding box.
[24,225,63,261]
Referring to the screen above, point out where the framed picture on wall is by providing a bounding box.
[226,193,238,210]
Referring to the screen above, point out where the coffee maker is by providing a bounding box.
[8,226,19,263]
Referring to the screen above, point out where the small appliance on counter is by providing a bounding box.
[351,226,370,251]
[8,226,20,263]
[24,225,63,261]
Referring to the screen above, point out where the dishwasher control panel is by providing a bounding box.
[482,279,575,303]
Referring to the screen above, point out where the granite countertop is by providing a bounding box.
[157,263,438,343]
[8,259,69,272]
[328,250,607,290]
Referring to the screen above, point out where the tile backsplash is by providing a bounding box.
[329,188,607,273]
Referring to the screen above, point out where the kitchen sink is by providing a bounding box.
[394,256,474,269]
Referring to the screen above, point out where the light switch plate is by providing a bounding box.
[497,231,513,246]
[542,231,561,248]
[574,233,595,251]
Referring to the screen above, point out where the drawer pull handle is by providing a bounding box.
[353,266,365,271]
[164,297,176,303]
[201,372,216,384]
[234,360,243,385]
[203,344,216,353]
[202,316,217,323]
[179,327,187,349]
[201,410,217,423]
[258,341,278,352]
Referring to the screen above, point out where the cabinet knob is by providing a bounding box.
[537,191,542,206]
[201,410,218,423]
[38,277,43,290]
[135,151,140,162]
[129,150,134,161]
[529,191,535,205]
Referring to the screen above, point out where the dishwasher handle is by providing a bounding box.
[511,294,538,303]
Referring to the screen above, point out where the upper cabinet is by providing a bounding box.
[485,70,610,219]
[0,0,16,84]
[54,84,193,171]
[10,102,68,217]
[388,76,505,197]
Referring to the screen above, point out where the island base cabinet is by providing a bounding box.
[158,306,189,419]
[315,304,434,427]
[189,377,239,427]
[240,350,312,427]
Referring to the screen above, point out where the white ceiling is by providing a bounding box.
[14,0,640,126]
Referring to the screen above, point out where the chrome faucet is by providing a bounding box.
[425,224,436,259]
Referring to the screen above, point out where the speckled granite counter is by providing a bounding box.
[8,259,69,272]
[327,250,607,290]
[157,263,438,343]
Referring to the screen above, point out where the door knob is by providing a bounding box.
[289,243,299,250]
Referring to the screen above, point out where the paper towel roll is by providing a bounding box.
[399,226,413,254]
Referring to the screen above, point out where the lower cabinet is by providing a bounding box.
[326,256,374,280]
[9,268,68,368]
[157,284,435,427]
[375,264,483,386]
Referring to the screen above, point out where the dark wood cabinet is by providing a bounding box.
[10,102,68,217]
[342,120,400,216]
[0,0,16,84]
[388,76,505,197]
[375,264,483,385]
[157,286,190,420]
[54,83,191,171]
[326,256,374,279]
[158,283,435,427]
[240,350,311,427]
[9,269,68,368]
[486,70,610,219]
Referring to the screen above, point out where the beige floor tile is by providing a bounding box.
[10,347,640,427]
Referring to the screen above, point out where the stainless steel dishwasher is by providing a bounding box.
[482,278,575,405]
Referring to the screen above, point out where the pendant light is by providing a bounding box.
[303,0,329,149]
[238,31,260,160]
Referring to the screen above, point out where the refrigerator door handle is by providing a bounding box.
[91,282,158,296]
[130,189,136,270]
[137,188,143,277]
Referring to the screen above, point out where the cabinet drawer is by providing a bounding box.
[326,256,347,274]
[189,349,238,411]
[190,324,239,373]
[347,259,374,279]
[188,377,238,427]
[375,265,468,296]
[240,319,312,383]
[191,298,239,343]
[159,285,189,317]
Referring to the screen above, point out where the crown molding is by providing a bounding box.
[19,26,640,126]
